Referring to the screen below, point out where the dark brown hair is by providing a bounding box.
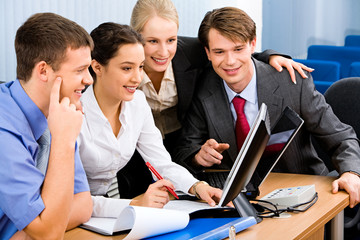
[89,22,144,80]
[198,7,256,49]
[15,12,93,81]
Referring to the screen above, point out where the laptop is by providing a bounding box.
[201,106,304,198]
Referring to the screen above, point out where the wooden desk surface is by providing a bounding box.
[64,173,349,240]
[233,173,349,240]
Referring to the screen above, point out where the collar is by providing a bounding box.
[139,62,174,87]
[223,60,257,104]
[10,79,48,140]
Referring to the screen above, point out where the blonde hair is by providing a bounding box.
[130,0,179,33]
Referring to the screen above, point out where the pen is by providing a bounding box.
[145,162,179,199]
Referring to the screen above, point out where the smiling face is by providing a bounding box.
[205,28,256,93]
[94,43,145,103]
[51,46,93,109]
[140,15,178,76]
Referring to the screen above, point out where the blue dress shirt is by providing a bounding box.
[0,80,89,239]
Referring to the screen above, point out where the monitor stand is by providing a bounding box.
[233,193,262,223]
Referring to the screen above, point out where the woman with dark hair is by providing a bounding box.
[78,23,223,215]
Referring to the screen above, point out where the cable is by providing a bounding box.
[250,192,318,218]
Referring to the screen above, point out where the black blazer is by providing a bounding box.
[172,36,208,124]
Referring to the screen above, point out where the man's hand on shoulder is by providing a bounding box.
[193,139,229,167]
[332,171,360,208]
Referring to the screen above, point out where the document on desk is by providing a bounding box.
[81,200,232,239]
[81,205,189,239]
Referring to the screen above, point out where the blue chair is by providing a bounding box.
[294,59,340,94]
[349,62,360,77]
[307,45,360,79]
[345,35,360,47]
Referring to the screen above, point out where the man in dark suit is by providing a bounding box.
[173,7,360,208]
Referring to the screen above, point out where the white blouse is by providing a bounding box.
[138,62,181,137]
[78,85,197,210]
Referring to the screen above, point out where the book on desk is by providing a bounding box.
[81,200,256,239]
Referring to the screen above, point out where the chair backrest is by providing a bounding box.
[345,35,360,47]
[294,59,340,82]
[307,45,360,79]
[350,62,360,77]
[294,59,340,93]
[324,77,360,139]
[312,77,360,171]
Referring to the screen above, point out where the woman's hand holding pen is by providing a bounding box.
[130,179,174,208]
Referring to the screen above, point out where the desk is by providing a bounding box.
[64,173,349,240]
[234,173,348,240]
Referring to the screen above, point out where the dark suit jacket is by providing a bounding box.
[172,36,285,125]
[173,58,360,177]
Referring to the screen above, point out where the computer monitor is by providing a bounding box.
[218,103,271,222]
[250,106,304,190]
[218,105,304,223]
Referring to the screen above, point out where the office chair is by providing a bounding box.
[345,35,360,47]
[294,59,340,94]
[349,62,360,77]
[307,45,360,79]
[324,77,360,230]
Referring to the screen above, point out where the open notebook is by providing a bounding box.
[81,200,254,239]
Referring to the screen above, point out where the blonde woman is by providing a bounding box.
[117,0,312,198]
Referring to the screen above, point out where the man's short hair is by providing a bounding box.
[15,12,94,81]
[198,7,256,49]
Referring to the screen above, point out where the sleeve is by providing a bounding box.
[0,129,45,231]
[252,49,291,64]
[299,74,360,175]
[73,142,90,194]
[172,92,209,175]
[135,95,198,194]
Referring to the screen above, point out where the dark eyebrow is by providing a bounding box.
[121,61,135,65]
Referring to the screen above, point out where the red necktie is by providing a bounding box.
[233,96,250,151]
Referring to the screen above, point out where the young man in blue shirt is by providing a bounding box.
[0,13,93,239]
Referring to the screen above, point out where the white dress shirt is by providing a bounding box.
[78,85,198,215]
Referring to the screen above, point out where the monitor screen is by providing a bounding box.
[219,103,270,207]
[250,106,304,189]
